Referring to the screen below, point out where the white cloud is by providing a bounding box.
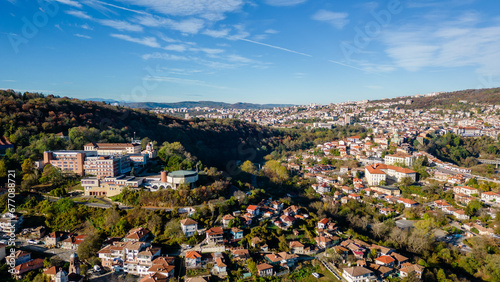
[99,19,143,32]
[134,15,204,34]
[80,23,93,30]
[190,47,225,55]
[111,34,160,48]
[164,44,187,52]
[265,29,279,34]
[203,28,230,38]
[171,18,205,34]
[66,10,93,20]
[226,24,250,40]
[54,0,82,8]
[264,0,307,7]
[119,0,244,21]
[74,33,92,39]
[312,10,349,29]
[227,54,254,63]
[381,13,500,75]
[134,14,169,27]
[142,52,189,60]
[158,33,180,43]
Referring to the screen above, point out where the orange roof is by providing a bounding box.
[206,227,223,236]
[365,164,386,174]
[318,218,329,225]
[185,251,202,259]
[398,198,417,205]
[180,218,197,225]
[257,263,273,271]
[43,266,57,275]
[376,255,395,264]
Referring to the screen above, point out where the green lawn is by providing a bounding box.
[287,261,341,282]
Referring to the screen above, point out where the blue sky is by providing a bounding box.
[1,0,499,105]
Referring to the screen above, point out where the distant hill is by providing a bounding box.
[370,87,500,109]
[120,100,294,109]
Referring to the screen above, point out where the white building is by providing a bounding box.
[384,152,415,167]
[180,218,198,237]
[343,266,375,282]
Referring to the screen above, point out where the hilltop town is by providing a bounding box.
[2,89,500,282]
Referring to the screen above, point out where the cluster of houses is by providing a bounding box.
[174,193,427,282]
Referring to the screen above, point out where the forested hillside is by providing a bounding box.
[0,90,277,169]
[372,87,500,109]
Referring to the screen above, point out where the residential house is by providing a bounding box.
[257,263,273,277]
[62,235,87,250]
[42,266,58,281]
[14,250,31,266]
[397,198,418,208]
[315,236,333,249]
[399,263,424,279]
[206,227,224,244]
[231,249,250,261]
[379,208,395,216]
[246,205,260,217]
[453,186,480,197]
[375,255,395,268]
[342,266,375,282]
[230,227,243,240]
[146,257,175,280]
[289,241,305,255]
[124,227,150,242]
[214,258,227,276]
[185,251,203,269]
[280,215,295,228]
[180,218,198,237]
[391,253,409,267]
[368,263,395,279]
[317,218,330,230]
[136,247,162,275]
[222,214,234,228]
[482,191,500,203]
[265,252,298,267]
[45,231,63,246]
[13,258,44,279]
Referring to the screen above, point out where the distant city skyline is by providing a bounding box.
[1,0,499,105]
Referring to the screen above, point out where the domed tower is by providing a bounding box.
[69,253,80,275]
[55,268,68,282]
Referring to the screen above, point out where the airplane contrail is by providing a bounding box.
[238,38,312,57]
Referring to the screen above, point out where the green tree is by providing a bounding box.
[240,160,257,175]
[0,159,6,178]
[399,177,414,187]
[21,158,34,175]
[263,160,289,183]
[77,232,105,261]
[247,258,257,276]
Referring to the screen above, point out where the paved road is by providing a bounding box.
[434,167,500,183]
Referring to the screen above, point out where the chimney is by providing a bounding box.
[160,171,167,183]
